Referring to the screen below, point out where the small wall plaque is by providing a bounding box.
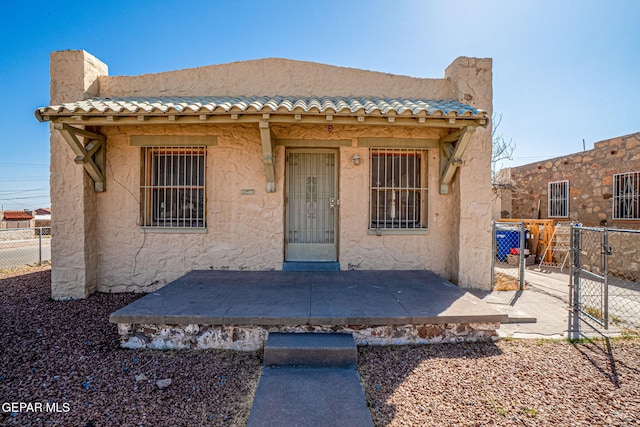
[241,189,255,195]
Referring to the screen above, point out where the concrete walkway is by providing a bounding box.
[247,333,373,427]
[474,266,571,339]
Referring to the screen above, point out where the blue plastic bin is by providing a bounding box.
[496,230,520,262]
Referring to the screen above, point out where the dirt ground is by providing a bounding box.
[493,271,526,291]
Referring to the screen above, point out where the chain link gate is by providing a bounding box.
[492,221,527,291]
[571,225,640,335]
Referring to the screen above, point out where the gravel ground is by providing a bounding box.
[2,267,640,426]
[0,268,262,426]
[359,340,640,426]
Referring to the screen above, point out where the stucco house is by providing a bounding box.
[498,132,640,229]
[36,50,494,300]
[0,210,35,229]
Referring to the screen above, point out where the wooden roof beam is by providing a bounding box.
[45,114,486,129]
[259,121,276,193]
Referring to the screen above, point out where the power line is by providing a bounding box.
[0,178,49,182]
[0,187,49,194]
[0,163,49,167]
[0,196,49,202]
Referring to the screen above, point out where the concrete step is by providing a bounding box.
[247,367,373,427]
[282,261,340,271]
[264,332,357,368]
[248,332,373,426]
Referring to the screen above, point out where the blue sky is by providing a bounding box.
[1,0,638,210]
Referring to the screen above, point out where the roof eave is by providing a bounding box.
[38,111,488,129]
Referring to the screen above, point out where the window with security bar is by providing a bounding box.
[370,148,428,230]
[613,171,640,220]
[548,180,569,218]
[140,146,206,228]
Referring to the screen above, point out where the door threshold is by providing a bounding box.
[282,262,340,272]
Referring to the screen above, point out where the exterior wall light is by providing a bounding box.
[352,153,361,166]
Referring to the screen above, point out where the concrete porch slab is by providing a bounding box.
[109,270,509,326]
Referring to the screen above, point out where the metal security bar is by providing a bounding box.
[571,225,640,335]
[285,151,336,244]
[369,148,428,230]
[613,171,640,220]
[141,146,206,228]
[0,227,51,271]
[548,180,569,218]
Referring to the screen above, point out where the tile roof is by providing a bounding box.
[36,96,485,119]
[2,211,33,220]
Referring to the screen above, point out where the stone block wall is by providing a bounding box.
[503,132,640,230]
[116,322,500,351]
[577,229,640,283]
[607,231,640,281]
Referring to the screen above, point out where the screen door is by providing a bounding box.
[285,150,338,261]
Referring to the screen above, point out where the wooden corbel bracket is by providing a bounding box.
[54,123,106,192]
[439,126,476,194]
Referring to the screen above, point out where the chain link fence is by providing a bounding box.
[571,226,640,335]
[492,221,531,290]
[0,227,51,271]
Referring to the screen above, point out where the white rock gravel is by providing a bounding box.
[2,267,639,426]
[156,378,172,390]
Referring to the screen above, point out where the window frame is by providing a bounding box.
[613,171,640,220]
[368,147,429,234]
[140,146,207,232]
[548,180,569,218]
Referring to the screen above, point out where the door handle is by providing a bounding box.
[329,198,340,209]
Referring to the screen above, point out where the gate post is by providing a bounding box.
[568,224,581,339]
[491,220,496,289]
[519,221,525,290]
[38,228,43,265]
[603,228,609,330]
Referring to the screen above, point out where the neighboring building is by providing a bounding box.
[498,132,640,229]
[35,208,51,215]
[0,210,35,229]
[36,50,494,299]
[34,207,51,228]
